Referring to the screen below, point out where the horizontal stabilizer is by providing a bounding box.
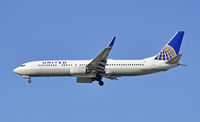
[166,54,182,64]
[178,63,187,66]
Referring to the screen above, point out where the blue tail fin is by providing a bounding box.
[154,31,184,61]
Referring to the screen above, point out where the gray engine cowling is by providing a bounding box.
[77,77,94,83]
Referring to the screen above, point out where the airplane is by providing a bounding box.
[13,31,185,86]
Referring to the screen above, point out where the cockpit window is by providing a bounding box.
[21,64,25,67]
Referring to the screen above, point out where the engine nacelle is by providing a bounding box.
[70,67,86,75]
[77,77,93,83]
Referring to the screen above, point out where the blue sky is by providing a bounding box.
[0,0,199,121]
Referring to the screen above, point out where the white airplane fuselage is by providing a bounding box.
[13,58,177,78]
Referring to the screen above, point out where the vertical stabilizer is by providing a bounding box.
[154,31,184,61]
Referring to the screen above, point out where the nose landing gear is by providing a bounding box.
[22,75,31,84]
[28,79,31,83]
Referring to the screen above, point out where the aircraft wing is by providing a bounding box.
[86,37,116,74]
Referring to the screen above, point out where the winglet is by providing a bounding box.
[109,37,116,47]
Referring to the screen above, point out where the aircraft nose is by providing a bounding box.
[13,67,20,74]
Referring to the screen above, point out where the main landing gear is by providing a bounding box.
[98,81,104,86]
[28,79,31,83]
[96,74,104,86]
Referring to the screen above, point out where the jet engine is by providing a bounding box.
[77,77,94,83]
